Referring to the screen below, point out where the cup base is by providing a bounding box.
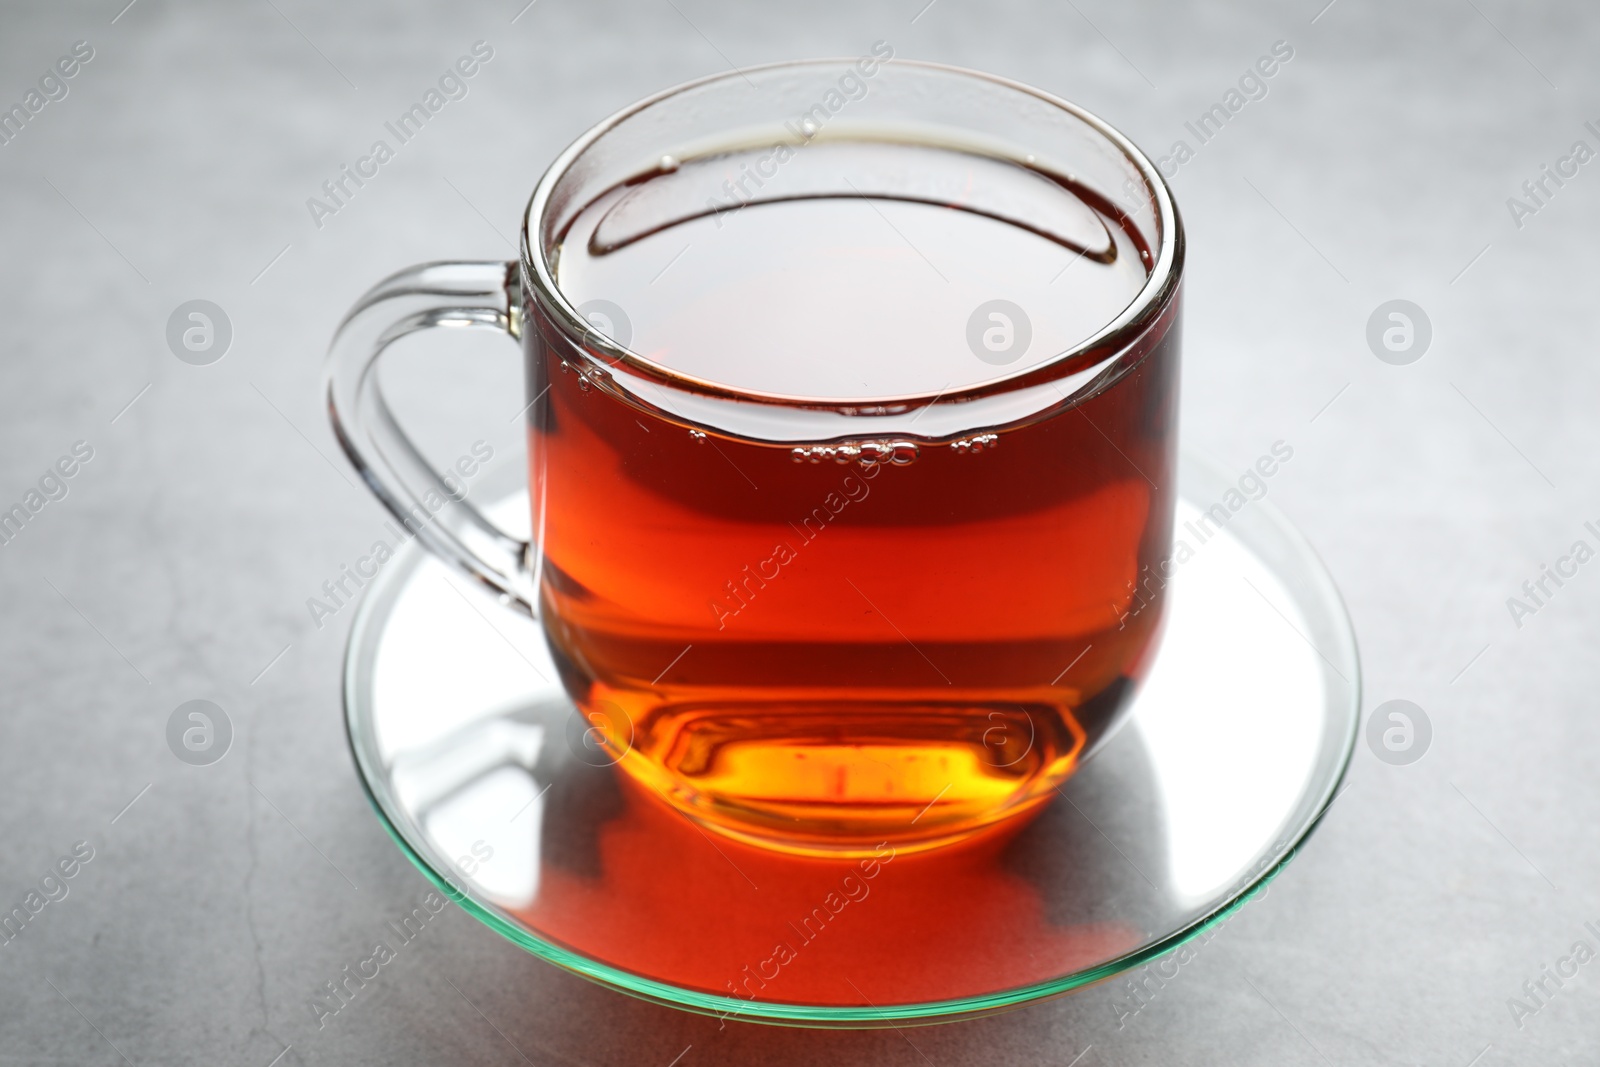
[611,700,1088,857]
[592,695,1097,858]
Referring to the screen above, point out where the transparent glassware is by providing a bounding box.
[327,59,1184,855]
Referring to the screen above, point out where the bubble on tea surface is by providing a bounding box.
[952,433,998,455]
[790,440,920,467]
[166,699,233,766]
[166,300,232,366]
[575,298,632,350]
[855,440,919,466]
[565,701,633,767]
[966,299,1032,366]
[887,440,919,465]
[1366,300,1431,365]
[1365,699,1431,765]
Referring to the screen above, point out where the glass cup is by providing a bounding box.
[328,57,1183,857]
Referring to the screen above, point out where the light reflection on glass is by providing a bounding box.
[1136,500,1325,907]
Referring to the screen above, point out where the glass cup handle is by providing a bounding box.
[326,260,538,616]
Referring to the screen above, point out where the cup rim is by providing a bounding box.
[520,57,1183,411]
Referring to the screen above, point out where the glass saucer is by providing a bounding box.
[342,453,1359,1027]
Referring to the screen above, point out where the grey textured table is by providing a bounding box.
[1,1,1595,1063]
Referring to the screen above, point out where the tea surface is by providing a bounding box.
[554,141,1150,398]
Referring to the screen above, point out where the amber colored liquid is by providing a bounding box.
[528,141,1178,854]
